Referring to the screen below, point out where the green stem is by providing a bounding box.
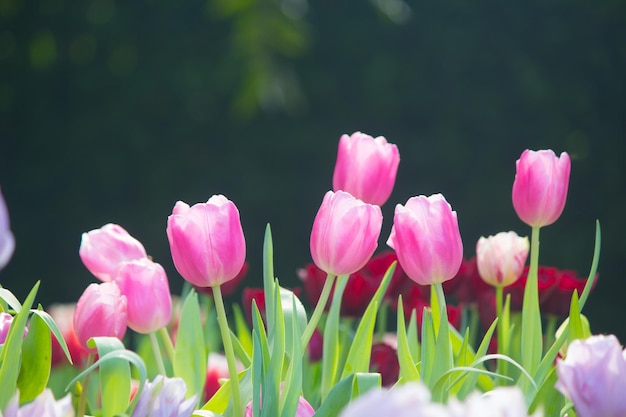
[77,353,95,417]
[212,285,243,417]
[377,300,389,342]
[544,315,558,352]
[301,273,336,347]
[495,286,506,383]
[150,331,167,376]
[521,226,542,384]
[158,327,176,364]
[431,282,451,401]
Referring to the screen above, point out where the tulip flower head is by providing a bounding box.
[387,194,463,285]
[333,131,400,206]
[2,389,74,417]
[476,231,529,287]
[166,195,246,288]
[0,186,15,271]
[114,258,172,334]
[310,190,382,276]
[132,375,197,417]
[556,334,626,417]
[512,149,571,228]
[79,223,148,282]
[73,281,128,351]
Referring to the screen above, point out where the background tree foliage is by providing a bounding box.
[1,0,624,339]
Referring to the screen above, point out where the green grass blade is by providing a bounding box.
[16,311,51,402]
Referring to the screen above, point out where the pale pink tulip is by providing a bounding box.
[2,389,74,417]
[387,194,462,285]
[114,258,172,334]
[79,223,147,282]
[166,195,246,287]
[333,131,400,206]
[476,231,529,287]
[0,312,27,344]
[132,375,197,417]
[310,190,382,276]
[512,149,571,227]
[73,281,127,351]
[556,334,626,417]
[0,186,15,271]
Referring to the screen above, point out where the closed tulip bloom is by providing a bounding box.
[387,194,463,285]
[476,231,529,287]
[333,132,400,206]
[0,186,15,271]
[556,334,626,417]
[166,195,246,288]
[73,282,127,351]
[79,223,148,282]
[114,258,172,334]
[310,190,382,276]
[512,149,571,228]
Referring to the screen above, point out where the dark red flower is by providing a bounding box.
[242,287,266,326]
[541,269,598,318]
[307,328,323,363]
[443,257,491,305]
[369,342,399,386]
[298,251,411,318]
[402,286,463,335]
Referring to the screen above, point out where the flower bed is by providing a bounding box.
[0,132,622,417]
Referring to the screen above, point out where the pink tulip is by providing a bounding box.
[512,149,571,227]
[3,389,74,417]
[79,223,148,282]
[244,383,316,417]
[556,334,626,417]
[166,195,246,288]
[387,194,463,285]
[73,282,128,351]
[114,258,172,334]
[310,190,382,276]
[333,132,400,206]
[476,231,529,287]
[0,312,28,344]
[0,186,15,271]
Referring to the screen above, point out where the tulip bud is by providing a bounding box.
[73,282,127,351]
[310,190,382,276]
[0,186,15,271]
[114,258,172,334]
[512,149,571,228]
[0,312,28,344]
[79,223,148,282]
[166,195,246,288]
[333,132,400,206]
[556,334,626,417]
[387,194,463,285]
[476,231,529,287]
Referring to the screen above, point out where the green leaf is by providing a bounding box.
[457,317,497,398]
[89,337,131,417]
[0,288,22,313]
[420,308,435,385]
[341,262,395,379]
[0,281,39,409]
[321,274,348,400]
[31,308,73,365]
[233,304,253,357]
[280,296,304,417]
[577,220,601,310]
[174,290,207,401]
[263,224,276,335]
[314,373,381,417]
[261,282,284,417]
[396,297,420,382]
[16,311,51,402]
[229,329,252,369]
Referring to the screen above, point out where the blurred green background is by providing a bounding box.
[1,0,624,340]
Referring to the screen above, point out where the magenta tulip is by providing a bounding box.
[512,149,571,227]
[476,231,529,287]
[556,334,626,417]
[166,195,246,288]
[114,258,172,334]
[73,282,127,351]
[0,186,15,271]
[387,194,463,285]
[79,223,148,282]
[333,132,400,206]
[310,190,382,276]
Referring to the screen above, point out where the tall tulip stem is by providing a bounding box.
[212,284,242,417]
[77,353,95,417]
[149,331,167,376]
[301,273,336,347]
